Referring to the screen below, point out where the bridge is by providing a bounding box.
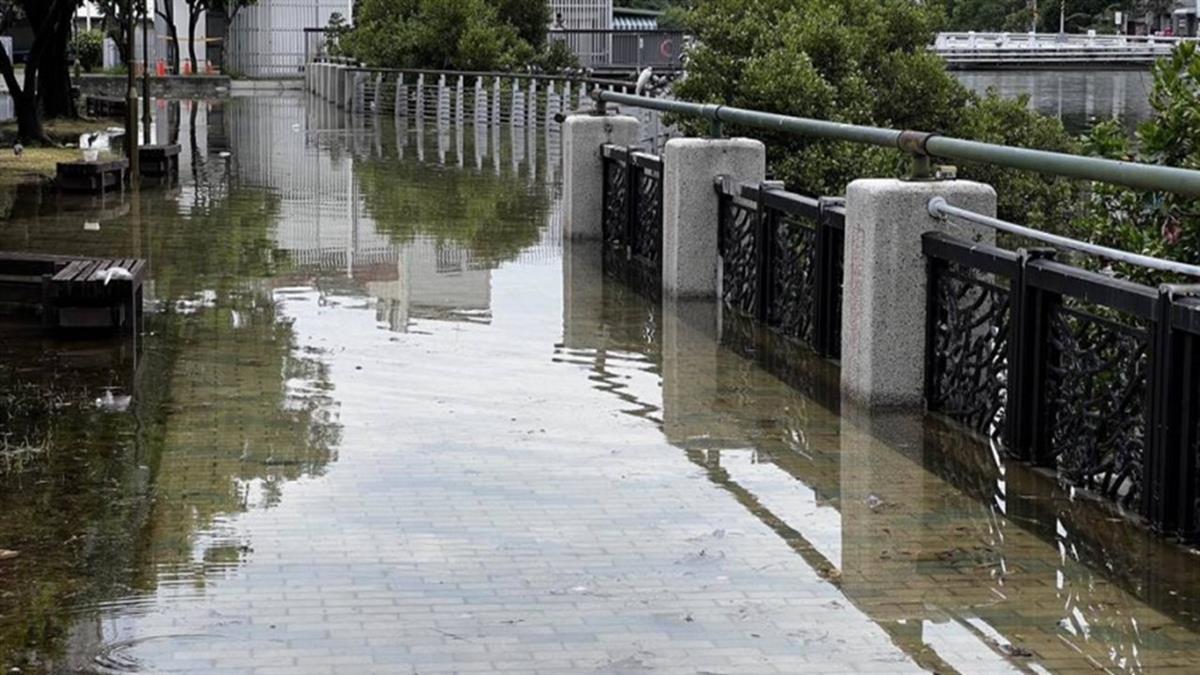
[934,31,1194,68]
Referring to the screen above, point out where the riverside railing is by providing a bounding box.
[307,59,635,127]
[580,90,1200,540]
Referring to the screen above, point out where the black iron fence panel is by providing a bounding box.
[601,148,631,258]
[1044,303,1150,510]
[632,156,663,271]
[600,145,664,288]
[718,194,759,316]
[924,231,1200,536]
[767,213,819,345]
[715,180,844,359]
[924,235,1017,439]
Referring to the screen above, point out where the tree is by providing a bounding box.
[338,0,547,71]
[155,0,183,73]
[210,0,260,70]
[1074,42,1200,276]
[0,0,80,143]
[672,0,1078,225]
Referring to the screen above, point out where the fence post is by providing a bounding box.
[1146,286,1200,533]
[813,197,845,358]
[662,138,766,299]
[754,181,785,323]
[1005,248,1057,461]
[841,179,996,409]
[562,114,640,240]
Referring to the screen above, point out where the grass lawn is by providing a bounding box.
[0,116,126,186]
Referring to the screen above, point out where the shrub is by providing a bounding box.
[671,0,1078,226]
[1071,43,1200,276]
[71,30,105,73]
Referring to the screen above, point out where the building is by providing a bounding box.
[549,0,612,31]
[222,0,351,78]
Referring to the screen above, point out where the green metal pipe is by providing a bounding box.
[596,90,1200,198]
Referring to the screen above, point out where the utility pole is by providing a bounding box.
[126,0,140,179]
[1060,0,1066,33]
[142,0,151,144]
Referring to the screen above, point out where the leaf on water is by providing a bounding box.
[0,550,18,561]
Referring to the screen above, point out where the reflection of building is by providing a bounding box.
[366,240,492,333]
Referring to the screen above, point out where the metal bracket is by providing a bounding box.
[898,130,941,181]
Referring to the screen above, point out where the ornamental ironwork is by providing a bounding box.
[1044,304,1149,510]
[928,259,1013,439]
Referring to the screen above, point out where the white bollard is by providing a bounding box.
[840,179,996,409]
[562,114,640,240]
[661,138,766,299]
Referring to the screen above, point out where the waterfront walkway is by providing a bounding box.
[1,97,1200,674]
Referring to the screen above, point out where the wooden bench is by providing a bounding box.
[138,144,181,178]
[56,158,129,193]
[49,258,146,330]
[0,252,146,331]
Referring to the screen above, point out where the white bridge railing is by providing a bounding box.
[934,31,1194,53]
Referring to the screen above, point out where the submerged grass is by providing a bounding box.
[0,116,126,187]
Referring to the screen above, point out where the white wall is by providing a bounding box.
[227,0,353,78]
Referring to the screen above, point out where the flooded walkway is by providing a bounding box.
[2,96,1200,674]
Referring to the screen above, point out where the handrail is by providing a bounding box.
[927,197,1200,278]
[594,90,1200,197]
[336,64,632,88]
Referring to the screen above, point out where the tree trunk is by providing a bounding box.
[187,9,200,74]
[40,22,76,120]
[159,8,182,73]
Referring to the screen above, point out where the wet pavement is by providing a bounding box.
[2,96,1200,674]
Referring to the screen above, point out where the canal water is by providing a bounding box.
[954,69,1156,134]
[1,95,1199,674]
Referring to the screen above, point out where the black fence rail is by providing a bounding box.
[924,231,1200,538]
[601,144,663,288]
[716,179,844,359]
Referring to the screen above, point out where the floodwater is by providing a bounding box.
[1,95,1200,674]
[954,69,1155,134]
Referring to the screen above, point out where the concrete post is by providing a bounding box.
[840,179,996,409]
[561,114,639,240]
[661,138,766,299]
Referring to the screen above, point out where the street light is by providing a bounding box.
[142,0,151,144]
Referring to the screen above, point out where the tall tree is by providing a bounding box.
[0,0,80,143]
[156,0,182,73]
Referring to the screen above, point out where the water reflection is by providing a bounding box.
[954,69,1155,134]
[563,244,1200,672]
[1,93,1198,673]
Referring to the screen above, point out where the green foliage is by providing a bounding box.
[674,0,1078,224]
[537,39,580,74]
[338,0,548,71]
[70,30,104,73]
[1073,42,1200,275]
[352,138,547,263]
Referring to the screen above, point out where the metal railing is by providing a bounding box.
[594,90,1200,197]
[306,60,635,127]
[593,90,1200,540]
[923,212,1200,537]
[934,31,1195,52]
[601,145,664,292]
[716,179,844,358]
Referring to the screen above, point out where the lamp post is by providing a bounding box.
[126,0,140,179]
[142,0,151,144]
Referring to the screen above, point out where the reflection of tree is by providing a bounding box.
[0,180,327,670]
[353,154,547,265]
[134,289,341,577]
